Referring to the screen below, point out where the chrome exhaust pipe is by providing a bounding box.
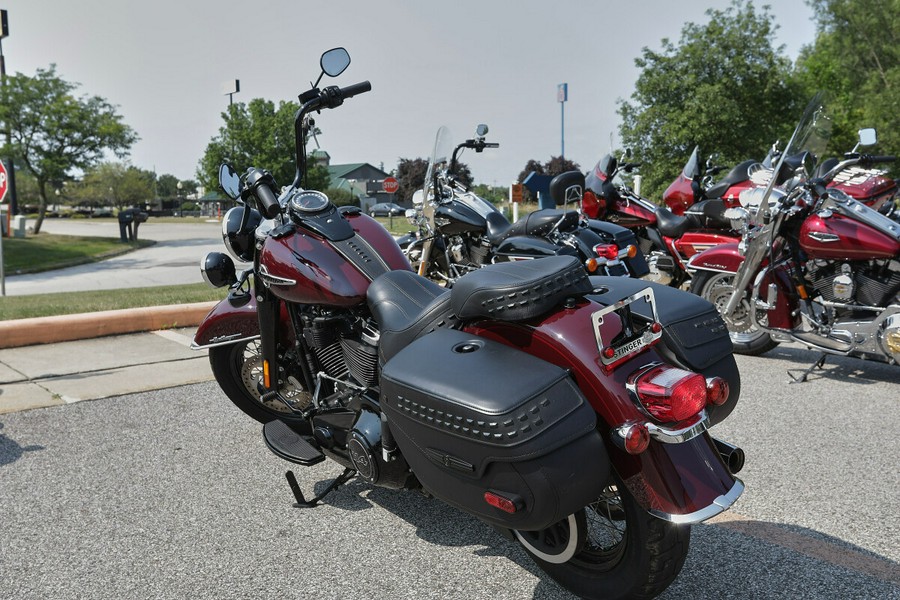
[713,438,745,475]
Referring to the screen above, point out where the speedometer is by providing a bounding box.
[290,190,330,213]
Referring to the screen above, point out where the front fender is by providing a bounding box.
[191,293,260,349]
[686,242,743,273]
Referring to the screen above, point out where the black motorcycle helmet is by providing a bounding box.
[222,205,262,262]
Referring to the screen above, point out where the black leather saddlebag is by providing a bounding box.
[380,328,608,531]
[587,276,740,426]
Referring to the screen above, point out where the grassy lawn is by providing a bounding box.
[0,283,224,321]
[1,232,154,275]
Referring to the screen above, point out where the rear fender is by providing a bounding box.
[465,293,742,523]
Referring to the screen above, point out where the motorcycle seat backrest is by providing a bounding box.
[685,198,731,230]
[705,159,757,199]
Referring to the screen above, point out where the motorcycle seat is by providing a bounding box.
[684,199,731,230]
[450,255,591,321]
[486,209,579,245]
[655,207,691,239]
[367,270,456,363]
[705,159,756,199]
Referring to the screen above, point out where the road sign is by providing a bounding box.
[510,182,523,203]
[382,177,399,194]
[0,160,8,203]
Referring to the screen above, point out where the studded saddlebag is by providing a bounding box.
[380,328,608,531]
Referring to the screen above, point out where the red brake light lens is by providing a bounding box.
[594,243,620,260]
[622,423,650,454]
[633,365,707,423]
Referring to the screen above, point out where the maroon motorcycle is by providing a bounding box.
[687,94,900,373]
[192,48,746,599]
[584,153,739,287]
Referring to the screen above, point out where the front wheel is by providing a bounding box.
[689,270,778,355]
[515,481,690,600]
[208,340,311,424]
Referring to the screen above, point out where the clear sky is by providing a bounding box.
[1,0,817,188]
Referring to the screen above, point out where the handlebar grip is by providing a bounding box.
[484,142,500,148]
[866,155,897,164]
[340,81,372,99]
[255,181,281,219]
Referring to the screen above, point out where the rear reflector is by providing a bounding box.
[633,365,707,423]
[484,491,521,514]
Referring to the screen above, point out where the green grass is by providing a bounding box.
[0,283,224,321]
[1,233,154,275]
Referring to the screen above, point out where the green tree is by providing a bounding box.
[0,65,138,233]
[197,98,299,192]
[796,0,900,157]
[395,157,428,203]
[71,162,156,212]
[617,1,803,199]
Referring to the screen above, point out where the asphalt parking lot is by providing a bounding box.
[0,345,897,599]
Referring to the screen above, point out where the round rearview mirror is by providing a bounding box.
[321,48,351,77]
[858,127,877,147]
[475,123,489,137]
[219,163,241,200]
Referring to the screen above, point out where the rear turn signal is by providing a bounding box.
[625,244,638,259]
[706,377,729,406]
[621,422,650,454]
[632,365,707,423]
[585,257,599,273]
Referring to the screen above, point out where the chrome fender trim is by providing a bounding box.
[649,478,744,525]
[191,334,260,350]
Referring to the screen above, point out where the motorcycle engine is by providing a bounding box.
[807,259,900,306]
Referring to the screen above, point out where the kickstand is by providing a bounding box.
[285,468,356,508]
[788,352,827,384]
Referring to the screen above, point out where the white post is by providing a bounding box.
[633,175,642,196]
[509,184,519,222]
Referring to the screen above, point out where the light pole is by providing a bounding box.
[223,79,240,157]
[557,83,568,159]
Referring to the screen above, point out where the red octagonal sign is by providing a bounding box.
[0,160,8,203]
[382,176,399,194]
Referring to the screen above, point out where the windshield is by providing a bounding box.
[423,126,454,201]
[684,146,700,179]
[753,92,832,225]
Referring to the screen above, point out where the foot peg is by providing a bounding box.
[263,420,325,466]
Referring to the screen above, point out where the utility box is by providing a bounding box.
[11,215,26,237]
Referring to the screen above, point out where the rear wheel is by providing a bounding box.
[208,340,310,424]
[690,270,778,356]
[515,481,690,600]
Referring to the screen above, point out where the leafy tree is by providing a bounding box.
[68,162,156,212]
[197,98,298,192]
[156,174,181,201]
[516,159,545,185]
[0,65,138,233]
[395,157,428,203]
[617,1,803,199]
[796,0,900,158]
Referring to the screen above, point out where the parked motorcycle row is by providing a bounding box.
[189,49,896,599]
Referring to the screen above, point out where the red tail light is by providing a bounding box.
[706,377,729,406]
[594,243,620,260]
[632,365,707,423]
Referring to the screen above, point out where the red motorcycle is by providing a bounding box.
[584,153,739,287]
[192,49,746,599]
[687,94,900,371]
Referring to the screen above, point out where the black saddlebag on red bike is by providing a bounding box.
[588,276,740,426]
[380,328,608,531]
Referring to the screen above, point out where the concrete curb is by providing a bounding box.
[0,301,218,349]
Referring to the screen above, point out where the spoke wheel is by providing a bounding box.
[690,270,778,356]
[515,480,690,600]
[208,340,310,424]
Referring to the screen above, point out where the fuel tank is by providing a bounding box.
[800,212,900,260]
[435,200,486,235]
[259,211,411,306]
